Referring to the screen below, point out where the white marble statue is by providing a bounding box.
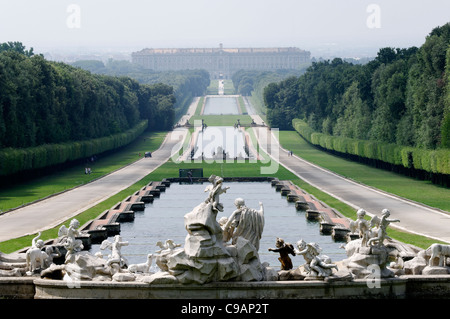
[367,209,400,247]
[25,232,48,275]
[219,216,233,242]
[155,239,182,272]
[163,196,239,283]
[144,177,268,284]
[222,198,264,251]
[58,219,84,263]
[341,208,403,279]
[128,254,154,274]
[349,209,371,246]
[156,239,181,254]
[426,243,450,267]
[204,175,229,212]
[100,235,129,273]
[295,239,337,278]
[43,245,61,269]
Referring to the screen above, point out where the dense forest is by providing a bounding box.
[232,69,307,97]
[264,23,450,151]
[71,60,210,122]
[231,69,309,120]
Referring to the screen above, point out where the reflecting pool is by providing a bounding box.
[90,182,347,269]
[203,96,239,115]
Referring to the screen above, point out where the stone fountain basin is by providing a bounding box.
[26,275,450,299]
[4,274,450,299]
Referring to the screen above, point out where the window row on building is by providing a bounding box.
[131,45,311,79]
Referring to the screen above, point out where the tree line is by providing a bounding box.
[0,42,186,179]
[0,43,179,149]
[264,23,450,151]
[231,69,309,119]
[71,59,210,122]
[232,69,307,97]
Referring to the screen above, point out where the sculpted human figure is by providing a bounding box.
[155,239,181,271]
[43,246,61,268]
[367,209,400,247]
[57,219,84,263]
[223,198,264,250]
[219,216,233,243]
[204,175,229,212]
[268,238,295,270]
[295,239,337,277]
[100,235,129,273]
[156,239,181,254]
[350,208,371,246]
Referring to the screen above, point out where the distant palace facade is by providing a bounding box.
[131,44,311,79]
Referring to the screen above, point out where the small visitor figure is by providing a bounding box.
[268,237,296,270]
[187,170,193,184]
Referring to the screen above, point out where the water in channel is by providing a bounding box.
[89,182,347,270]
[203,96,239,115]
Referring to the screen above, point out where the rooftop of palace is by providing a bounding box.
[132,46,309,55]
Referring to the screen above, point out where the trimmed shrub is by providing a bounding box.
[292,119,450,176]
[0,120,147,176]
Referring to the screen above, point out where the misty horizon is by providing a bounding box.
[0,0,449,59]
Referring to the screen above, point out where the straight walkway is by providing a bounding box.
[0,124,192,243]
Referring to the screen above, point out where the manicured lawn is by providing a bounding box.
[194,96,204,116]
[206,80,219,95]
[248,95,267,123]
[207,79,235,95]
[0,131,167,213]
[223,80,235,95]
[238,96,247,114]
[279,131,450,212]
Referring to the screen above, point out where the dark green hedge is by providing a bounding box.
[0,120,147,176]
[293,119,450,175]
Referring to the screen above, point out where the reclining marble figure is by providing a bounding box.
[295,239,337,277]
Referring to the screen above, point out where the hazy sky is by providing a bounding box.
[0,0,449,56]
